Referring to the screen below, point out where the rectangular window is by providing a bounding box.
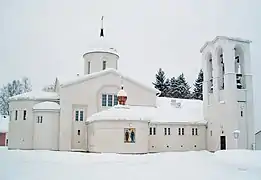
[88,61,91,74]
[77,130,80,135]
[102,61,107,70]
[37,116,43,123]
[182,128,184,135]
[114,95,118,105]
[149,127,152,135]
[153,127,156,135]
[195,128,198,135]
[210,130,212,136]
[241,110,243,117]
[108,95,113,106]
[168,128,170,135]
[79,111,84,121]
[164,128,167,135]
[23,110,27,120]
[102,94,107,106]
[75,110,79,121]
[15,110,18,120]
[178,128,181,135]
[192,128,195,135]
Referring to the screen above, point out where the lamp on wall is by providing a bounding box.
[233,130,240,149]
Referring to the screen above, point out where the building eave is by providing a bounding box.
[200,36,252,53]
[255,129,261,135]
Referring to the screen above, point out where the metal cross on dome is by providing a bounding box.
[100,16,104,38]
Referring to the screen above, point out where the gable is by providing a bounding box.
[60,68,158,94]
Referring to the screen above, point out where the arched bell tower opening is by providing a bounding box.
[200,36,254,151]
[206,53,213,93]
[216,47,225,90]
[234,45,245,89]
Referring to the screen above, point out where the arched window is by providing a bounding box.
[216,47,225,90]
[234,45,245,89]
[206,53,213,93]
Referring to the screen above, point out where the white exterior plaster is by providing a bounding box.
[33,110,60,150]
[7,35,255,154]
[201,37,255,151]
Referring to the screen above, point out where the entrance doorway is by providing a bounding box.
[220,136,226,150]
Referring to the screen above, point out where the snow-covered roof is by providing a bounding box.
[9,91,59,101]
[0,115,9,133]
[33,101,60,111]
[200,36,252,53]
[83,36,119,57]
[154,97,205,124]
[88,105,151,122]
[60,68,159,94]
[87,97,205,124]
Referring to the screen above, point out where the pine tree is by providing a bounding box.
[152,68,169,97]
[174,73,191,99]
[192,69,203,100]
[168,77,179,98]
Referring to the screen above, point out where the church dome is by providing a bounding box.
[84,37,119,57]
[84,17,119,57]
[117,86,127,97]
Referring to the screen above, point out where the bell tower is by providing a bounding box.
[83,16,119,75]
[200,36,254,151]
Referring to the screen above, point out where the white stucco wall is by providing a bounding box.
[87,120,149,153]
[83,52,119,75]
[202,37,254,151]
[149,123,206,152]
[33,110,60,150]
[8,100,41,150]
[255,131,261,150]
[59,72,157,151]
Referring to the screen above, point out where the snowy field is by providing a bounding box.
[1,147,261,180]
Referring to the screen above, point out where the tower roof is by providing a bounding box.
[83,16,119,57]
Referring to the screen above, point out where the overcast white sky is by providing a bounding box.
[0,0,260,130]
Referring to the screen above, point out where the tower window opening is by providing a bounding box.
[88,61,91,74]
[241,110,243,117]
[208,57,213,93]
[235,54,244,89]
[217,49,225,90]
[102,60,107,70]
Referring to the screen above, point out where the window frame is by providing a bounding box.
[23,110,27,120]
[75,110,79,121]
[88,61,91,74]
[102,94,107,106]
[107,94,113,106]
[15,110,18,120]
[102,60,107,70]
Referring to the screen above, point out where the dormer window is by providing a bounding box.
[102,60,106,70]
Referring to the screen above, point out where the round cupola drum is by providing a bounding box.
[83,16,119,75]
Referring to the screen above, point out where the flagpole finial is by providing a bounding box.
[100,16,104,38]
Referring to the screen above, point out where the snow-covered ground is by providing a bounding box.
[1,147,261,180]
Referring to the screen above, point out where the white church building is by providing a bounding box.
[7,21,255,153]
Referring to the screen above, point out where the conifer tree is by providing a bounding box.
[168,77,179,98]
[152,68,169,97]
[192,69,203,100]
[174,73,191,99]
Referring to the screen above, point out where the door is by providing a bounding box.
[220,136,226,150]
